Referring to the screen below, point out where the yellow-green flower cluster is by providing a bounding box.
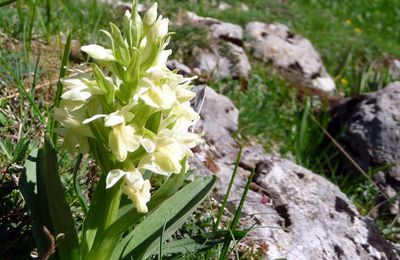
[54,1,200,213]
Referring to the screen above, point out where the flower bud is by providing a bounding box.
[143,3,158,27]
[81,44,115,61]
[149,17,169,41]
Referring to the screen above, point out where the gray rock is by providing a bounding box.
[190,85,398,259]
[183,12,251,80]
[238,3,249,12]
[192,85,238,156]
[389,59,400,79]
[217,2,232,11]
[192,47,232,79]
[166,59,193,76]
[331,82,400,214]
[210,22,243,40]
[245,22,336,95]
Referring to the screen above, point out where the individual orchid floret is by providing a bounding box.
[106,168,151,213]
[149,16,169,41]
[139,129,199,175]
[143,3,158,27]
[53,107,92,153]
[81,44,115,61]
[60,79,92,101]
[109,123,142,162]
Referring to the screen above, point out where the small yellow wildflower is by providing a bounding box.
[355,28,362,33]
[341,78,349,86]
[345,19,352,25]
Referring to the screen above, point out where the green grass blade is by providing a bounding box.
[0,54,44,122]
[215,146,242,230]
[159,219,167,260]
[220,168,256,259]
[73,153,88,215]
[50,31,72,143]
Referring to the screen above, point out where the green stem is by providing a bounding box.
[87,209,143,260]
[80,140,122,258]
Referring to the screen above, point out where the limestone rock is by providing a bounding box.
[245,22,336,95]
[330,82,400,214]
[181,12,251,80]
[192,85,238,156]
[166,59,193,76]
[389,59,400,79]
[190,85,398,259]
[217,2,232,11]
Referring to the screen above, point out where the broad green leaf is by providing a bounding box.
[19,138,80,260]
[19,149,53,257]
[114,176,216,260]
[159,230,247,255]
[38,137,80,260]
[87,159,188,259]
[145,111,162,133]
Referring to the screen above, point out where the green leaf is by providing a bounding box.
[114,176,216,260]
[19,149,53,257]
[159,230,247,255]
[220,168,256,259]
[38,137,80,260]
[215,147,242,230]
[124,48,141,85]
[93,63,116,106]
[145,111,162,133]
[87,159,189,259]
[19,138,80,260]
[12,137,30,163]
[109,22,130,66]
[73,153,88,215]
[50,31,72,144]
[0,139,13,161]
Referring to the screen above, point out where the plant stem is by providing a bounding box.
[81,140,123,258]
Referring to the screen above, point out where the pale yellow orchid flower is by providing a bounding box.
[106,168,151,213]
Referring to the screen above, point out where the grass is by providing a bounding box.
[0,0,400,258]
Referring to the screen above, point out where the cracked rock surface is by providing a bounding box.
[245,22,336,95]
[191,85,399,259]
[330,82,400,215]
[176,12,251,80]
